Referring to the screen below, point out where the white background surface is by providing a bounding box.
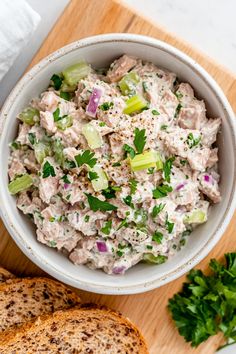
[125,0,236,74]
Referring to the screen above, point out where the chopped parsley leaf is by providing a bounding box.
[61,174,71,184]
[165,216,174,233]
[146,245,153,250]
[134,128,146,154]
[49,240,57,248]
[147,167,155,174]
[64,159,76,169]
[117,218,128,231]
[152,184,173,199]
[163,156,175,183]
[60,91,71,101]
[117,250,124,257]
[85,193,117,212]
[50,74,62,90]
[102,184,121,199]
[84,215,90,222]
[180,159,187,166]
[123,144,136,159]
[123,195,134,209]
[42,161,56,178]
[160,124,168,131]
[152,109,160,115]
[129,179,138,195]
[112,162,121,167]
[186,133,201,149]
[175,92,183,100]
[174,103,182,118]
[66,194,71,200]
[99,121,106,127]
[75,150,97,168]
[152,203,165,218]
[101,220,112,235]
[99,102,114,111]
[53,107,61,122]
[152,231,163,244]
[28,132,36,145]
[88,171,99,181]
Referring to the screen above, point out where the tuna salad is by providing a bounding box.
[8,55,221,275]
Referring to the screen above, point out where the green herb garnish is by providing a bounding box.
[168,253,236,349]
[163,156,175,183]
[123,195,134,209]
[85,193,117,212]
[174,103,182,118]
[84,215,90,222]
[160,124,168,131]
[102,184,121,199]
[134,128,146,154]
[75,150,97,168]
[152,109,160,115]
[42,161,56,178]
[50,74,62,90]
[112,162,121,167]
[152,231,163,244]
[152,203,165,218]
[53,107,61,122]
[165,217,174,233]
[99,102,114,111]
[129,179,138,195]
[60,91,71,101]
[28,132,36,145]
[186,133,201,149]
[101,220,112,235]
[117,218,128,231]
[61,174,71,184]
[123,144,136,159]
[152,184,173,199]
[88,171,99,181]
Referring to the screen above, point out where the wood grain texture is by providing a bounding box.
[0,0,235,353]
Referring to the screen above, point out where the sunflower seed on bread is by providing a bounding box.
[0,267,15,283]
[0,305,149,354]
[0,277,81,334]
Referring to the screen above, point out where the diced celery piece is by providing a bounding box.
[62,61,91,86]
[184,210,207,224]
[60,81,77,93]
[90,165,108,192]
[34,142,51,164]
[82,123,103,149]
[19,107,39,126]
[143,254,167,264]
[130,150,157,171]
[8,174,33,195]
[119,72,140,95]
[156,152,163,170]
[123,94,147,115]
[52,138,64,166]
[56,115,73,131]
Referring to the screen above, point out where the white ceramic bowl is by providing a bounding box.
[0,34,235,295]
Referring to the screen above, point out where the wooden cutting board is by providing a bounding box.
[1,1,236,353]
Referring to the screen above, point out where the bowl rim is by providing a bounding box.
[0,33,236,295]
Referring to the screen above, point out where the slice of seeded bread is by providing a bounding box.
[0,277,81,334]
[0,305,149,354]
[0,267,15,283]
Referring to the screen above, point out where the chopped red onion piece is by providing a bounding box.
[112,266,126,274]
[64,183,70,189]
[204,174,213,184]
[176,182,186,191]
[96,241,108,253]
[86,87,103,117]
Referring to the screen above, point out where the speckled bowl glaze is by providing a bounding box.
[0,34,235,295]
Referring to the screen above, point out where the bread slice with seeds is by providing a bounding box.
[0,267,15,283]
[0,277,81,334]
[0,305,149,354]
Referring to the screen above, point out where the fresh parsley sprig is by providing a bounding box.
[134,128,146,154]
[168,253,236,349]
